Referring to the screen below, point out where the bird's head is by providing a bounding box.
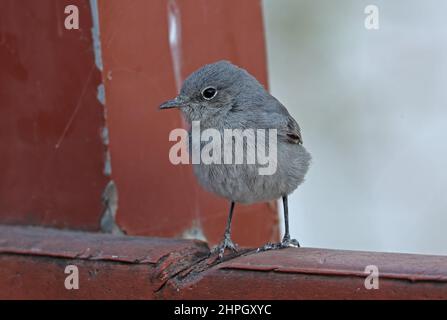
[159,60,266,124]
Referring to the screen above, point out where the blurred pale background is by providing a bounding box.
[263,0,447,255]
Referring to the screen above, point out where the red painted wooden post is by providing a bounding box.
[0,0,108,230]
[96,0,279,246]
[0,0,279,247]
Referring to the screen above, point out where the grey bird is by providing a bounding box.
[160,61,311,259]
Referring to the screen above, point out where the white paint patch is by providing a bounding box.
[167,0,183,92]
[89,0,103,71]
[97,83,106,105]
[103,150,112,177]
[101,126,109,145]
[181,220,207,242]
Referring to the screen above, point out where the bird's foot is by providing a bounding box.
[211,236,238,260]
[281,236,300,248]
[257,236,300,252]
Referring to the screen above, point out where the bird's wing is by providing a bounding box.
[243,95,304,145]
[281,116,303,145]
[269,98,304,145]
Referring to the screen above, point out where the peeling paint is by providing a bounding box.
[100,181,123,235]
[103,150,112,177]
[89,0,103,71]
[89,1,117,226]
[101,126,109,145]
[97,83,106,105]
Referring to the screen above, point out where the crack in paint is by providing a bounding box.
[153,244,211,293]
[54,65,95,149]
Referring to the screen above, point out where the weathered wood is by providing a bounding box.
[1,225,446,299]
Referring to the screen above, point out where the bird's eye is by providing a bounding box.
[201,87,217,100]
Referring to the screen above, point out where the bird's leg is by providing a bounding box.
[280,195,300,248]
[212,201,238,259]
[258,196,300,252]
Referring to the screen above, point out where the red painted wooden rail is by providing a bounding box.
[1,1,447,300]
[1,225,446,299]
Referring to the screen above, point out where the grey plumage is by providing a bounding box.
[160,60,311,257]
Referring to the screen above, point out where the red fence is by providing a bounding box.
[1,0,446,300]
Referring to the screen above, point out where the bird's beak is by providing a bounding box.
[159,96,188,110]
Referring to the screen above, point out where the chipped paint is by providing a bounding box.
[100,181,123,235]
[101,126,109,145]
[89,0,117,227]
[89,0,103,71]
[97,83,106,105]
[103,150,112,177]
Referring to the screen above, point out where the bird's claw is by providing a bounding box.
[257,242,276,252]
[212,236,238,260]
[257,236,300,252]
[281,236,300,248]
